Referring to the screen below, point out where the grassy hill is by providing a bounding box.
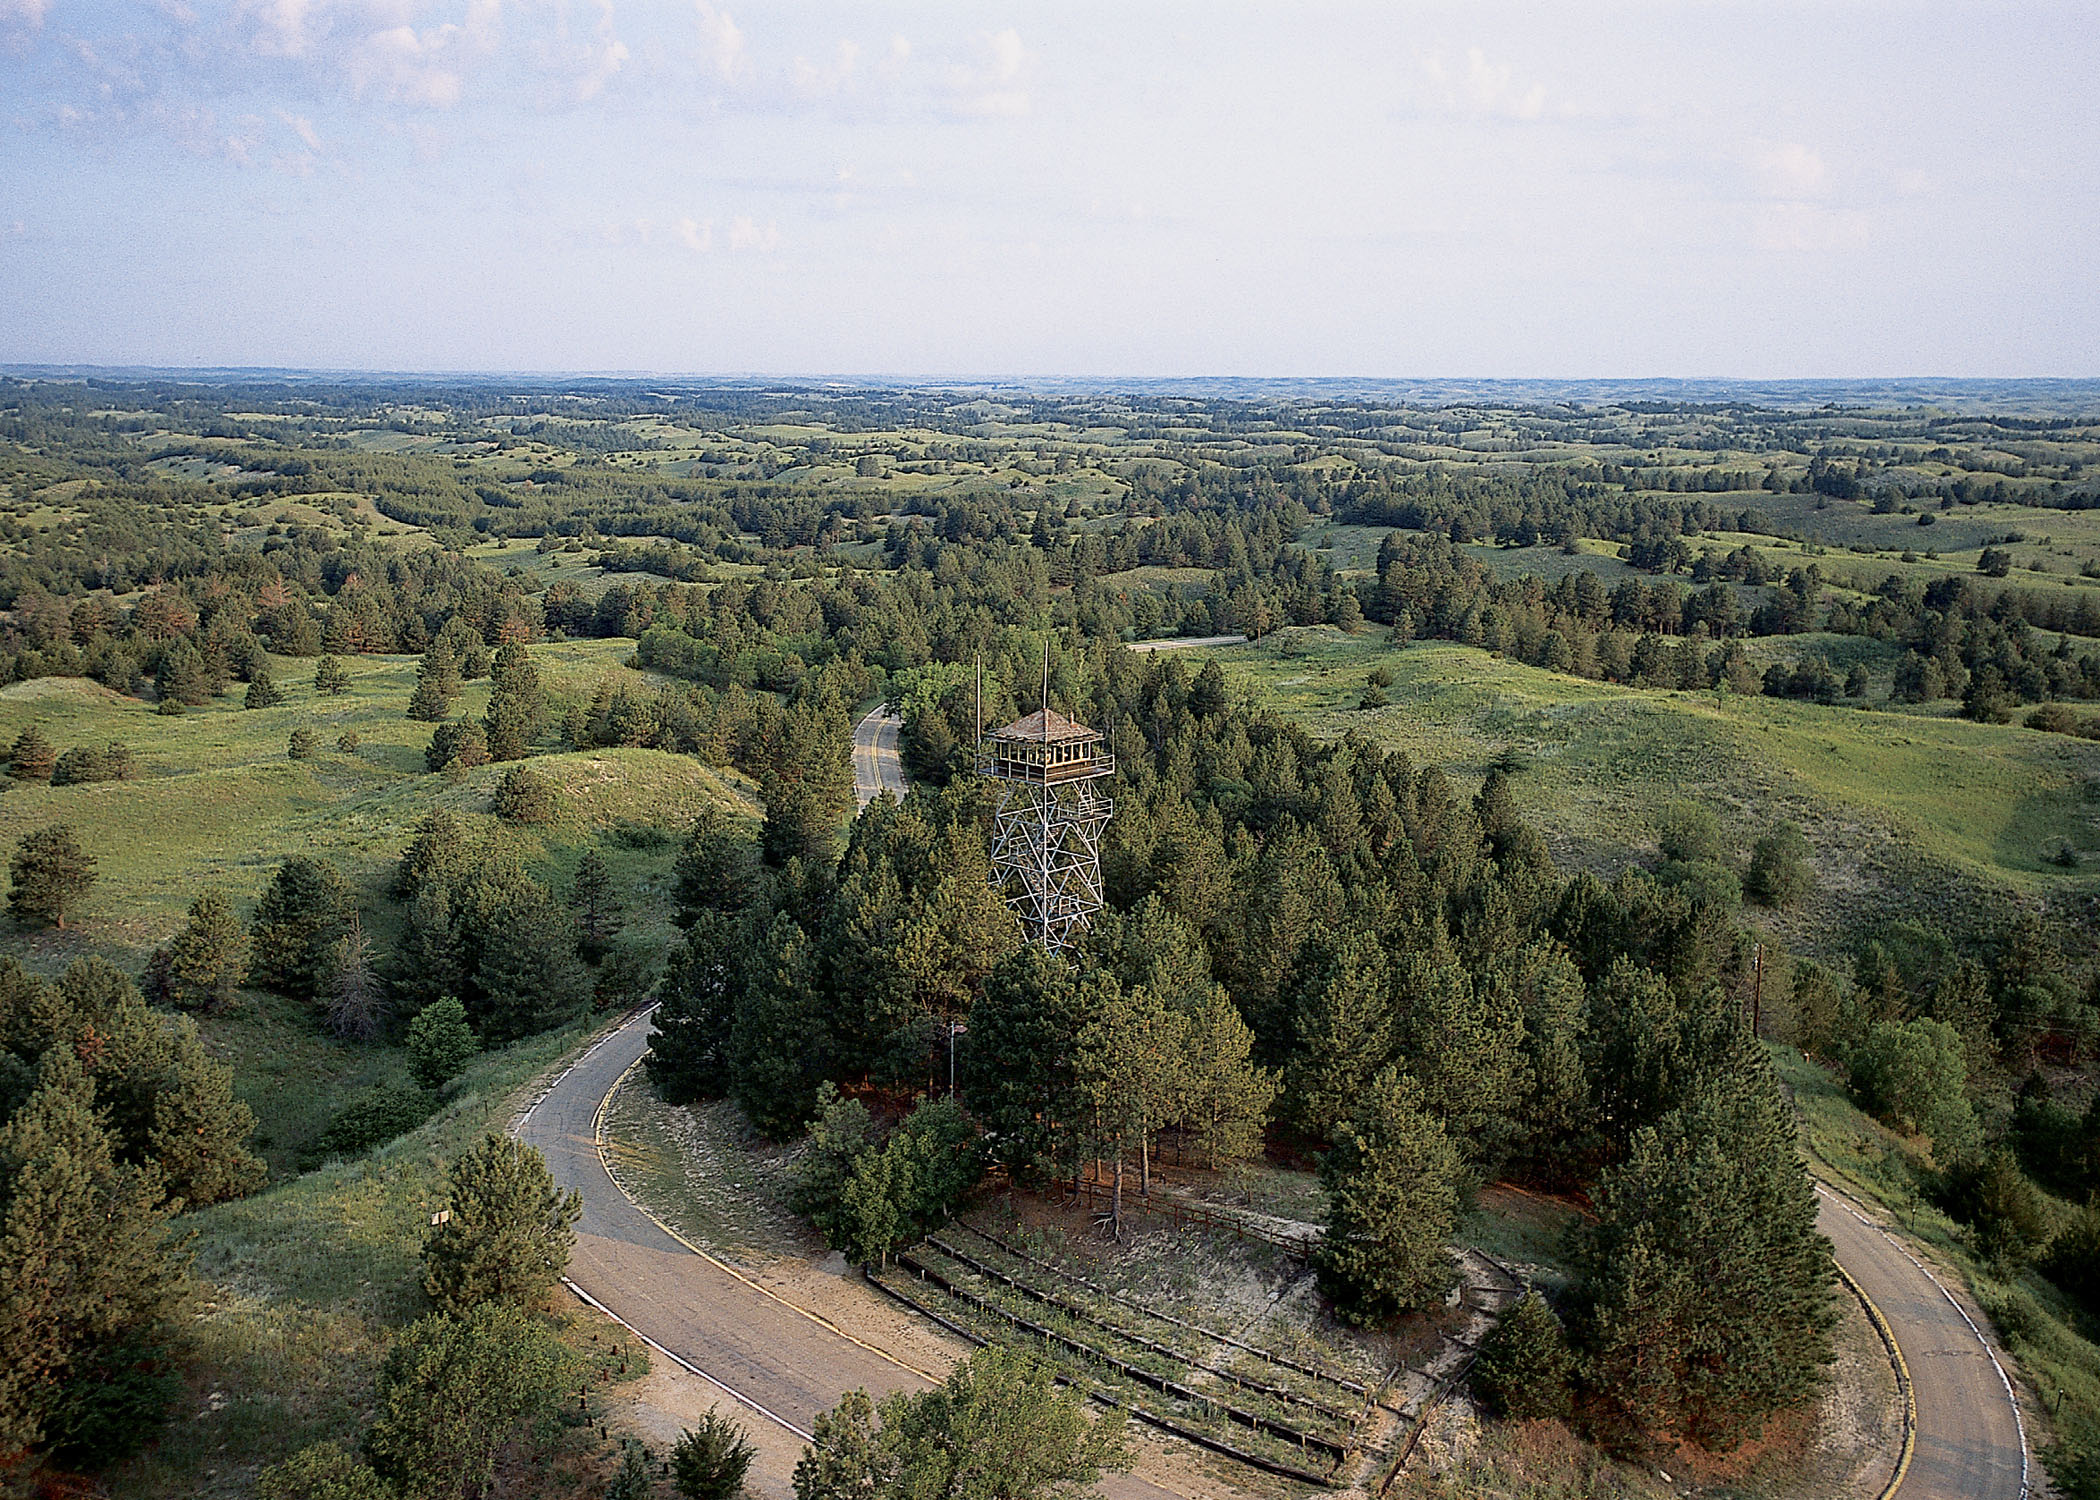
[1183,626,2100,956]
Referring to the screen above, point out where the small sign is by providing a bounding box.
[430,1209,452,1226]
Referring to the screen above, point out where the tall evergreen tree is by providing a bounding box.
[0,1052,184,1474]
[248,856,353,998]
[568,850,624,963]
[421,1134,581,1315]
[1284,925,1394,1140]
[1577,1060,1836,1448]
[407,647,461,722]
[671,804,758,926]
[646,911,743,1104]
[161,890,249,1012]
[728,913,828,1139]
[407,996,479,1091]
[312,654,351,696]
[1314,1066,1467,1324]
[8,825,96,929]
[482,641,545,761]
[960,950,1096,1187]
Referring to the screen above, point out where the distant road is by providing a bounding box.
[1815,1188,2028,1500]
[1125,634,1248,652]
[852,707,908,809]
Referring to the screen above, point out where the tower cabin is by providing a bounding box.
[976,708,1115,786]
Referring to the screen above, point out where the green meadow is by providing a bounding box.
[1183,627,2100,953]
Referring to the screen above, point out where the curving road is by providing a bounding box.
[852,707,908,810]
[1814,1187,2028,1500]
[516,1009,1187,1500]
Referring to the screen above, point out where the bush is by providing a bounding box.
[1850,1018,1979,1160]
[258,1441,394,1500]
[8,724,56,780]
[426,721,489,773]
[671,1411,757,1500]
[422,1133,581,1314]
[50,742,134,785]
[337,729,361,754]
[2026,703,2081,735]
[407,996,480,1090]
[288,727,318,759]
[1745,823,1813,907]
[1655,801,1726,864]
[1471,1290,1575,1420]
[302,1083,437,1167]
[491,764,559,825]
[9,823,97,928]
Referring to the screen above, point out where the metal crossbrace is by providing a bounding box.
[987,777,1112,952]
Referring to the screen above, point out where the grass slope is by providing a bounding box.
[1191,627,2100,953]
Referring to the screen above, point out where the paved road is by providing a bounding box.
[1124,634,1248,652]
[518,1011,1185,1500]
[852,707,908,809]
[1815,1187,2028,1500]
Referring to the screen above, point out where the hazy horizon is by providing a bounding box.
[4,2,2096,377]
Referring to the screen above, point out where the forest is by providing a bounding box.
[0,374,2096,1500]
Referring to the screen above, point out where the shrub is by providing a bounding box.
[337,729,361,754]
[422,1133,581,1314]
[407,996,480,1090]
[9,824,97,928]
[491,764,559,825]
[671,1411,757,1500]
[1472,1290,1575,1420]
[426,721,489,773]
[50,742,134,785]
[2026,703,2080,735]
[288,727,318,758]
[258,1442,393,1500]
[244,670,282,710]
[1745,823,1813,907]
[302,1083,437,1167]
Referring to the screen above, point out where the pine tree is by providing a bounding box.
[243,669,282,710]
[1577,1059,1836,1448]
[163,890,249,1011]
[407,996,480,1090]
[1076,979,1188,1223]
[464,875,590,1043]
[606,1441,655,1500]
[366,1302,577,1500]
[0,1052,184,1469]
[424,721,489,772]
[421,1133,581,1314]
[1314,1067,1467,1325]
[646,911,743,1104]
[1284,925,1394,1140]
[671,1410,757,1500]
[324,912,387,1041]
[491,764,559,825]
[7,724,55,781]
[568,850,624,963]
[1179,984,1276,1168]
[483,641,545,761]
[407,648,461,722]
[959,949,1096,1186]
[727,913,827,1139]
[9,824,96,929]
[288,727,317,759]
[1472,1290,1576,1420]
[672,805,757,925]
[313,655,351,696]
[248,856,353,998]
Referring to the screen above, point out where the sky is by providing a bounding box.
[0,1,2095,378]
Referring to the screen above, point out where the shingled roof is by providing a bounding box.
[988,708,1099,743]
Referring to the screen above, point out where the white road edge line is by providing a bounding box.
[1815,1185,2031,1500]
[559,1276,815,1443]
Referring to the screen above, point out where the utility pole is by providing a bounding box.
[1751,942,1764,1039]
[948,1019,968,1097]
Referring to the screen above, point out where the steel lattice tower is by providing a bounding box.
[977,705,1114,952]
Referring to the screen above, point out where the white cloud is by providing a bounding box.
[794,38,860,97]
[695,2,744,82]
[949,26,1026,117]
[1753,201,1868,253]
[727,214,777,252]
[278,109,322,151]
[350,24,465,108]
[1751,141,1830,199]
[241,0,316,58]
[1,0,48,35]
[676,215,711,251]
[1421,47,1544,120]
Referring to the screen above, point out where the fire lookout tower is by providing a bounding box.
[977,705,1114,952]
